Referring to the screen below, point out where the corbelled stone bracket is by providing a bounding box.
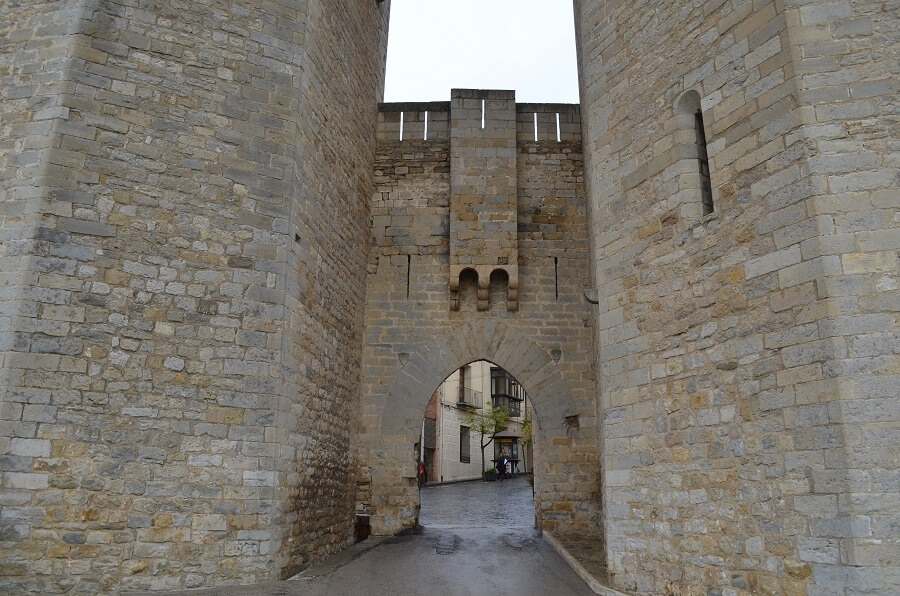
[448,90,520,313]
[449,264,519,311]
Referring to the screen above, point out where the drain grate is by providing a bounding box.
[435,533,459,555]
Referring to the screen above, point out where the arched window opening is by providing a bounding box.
[458,268,479,312]
[488,268,509,311]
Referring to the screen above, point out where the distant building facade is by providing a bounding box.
[420,361,534,483]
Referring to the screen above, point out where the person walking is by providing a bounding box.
[499,455,509,481]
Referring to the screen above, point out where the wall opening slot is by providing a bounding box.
[556,112,561,142]
[424,111,429,140]
[554,257,559,301]
[481,99,485,129]
[534,112,538,141]
[695,110,714,215]
[676,91,715,216]
[406,255,411,298]
[399,111,404,141]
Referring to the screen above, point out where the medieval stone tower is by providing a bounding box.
[0,0,390,590]
[575,1,897,593]
[1,1,896,594]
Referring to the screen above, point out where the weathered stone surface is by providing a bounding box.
[448,90,520,310]
[360,93,600,539]
[1,2,896,594]
[0,0,389,591]
[575,0,898,593]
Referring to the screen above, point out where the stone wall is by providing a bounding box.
[359,90,601,538]
[448,89,519,310]
[0,0,389,591]
[3,3,895,593]
[575,0,898,593]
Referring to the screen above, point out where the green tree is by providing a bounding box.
[465,403,510,478]
[520,407,533,473]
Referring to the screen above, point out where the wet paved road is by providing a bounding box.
[161,477,592,596]
[419,476,536,528]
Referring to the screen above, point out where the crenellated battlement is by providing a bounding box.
[373,90,585,313]
[376,94,581,146]
[376,101,450,142]
[515,103,581,143]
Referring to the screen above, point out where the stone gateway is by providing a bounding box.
[0,1,896,594]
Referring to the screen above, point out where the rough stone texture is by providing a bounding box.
[449,89,520,310]
[359,91,601,539]
[2,2,897,594]
[575,0,898,593]
[0,0,389,591]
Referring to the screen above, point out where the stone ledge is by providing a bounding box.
[291,536,388,579]
[543,530,631,596]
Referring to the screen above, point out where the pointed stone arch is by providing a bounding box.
[379,320,577,438]
[365,320,584,535]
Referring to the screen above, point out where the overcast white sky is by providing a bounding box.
[384,0,580,104]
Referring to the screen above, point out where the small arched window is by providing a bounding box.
[488,268,510,311]
[677,90,714,215]
[457,268,479,312]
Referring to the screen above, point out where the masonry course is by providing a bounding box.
[575,0,897,593]
[1,0,389,591]
[0,1,897,594]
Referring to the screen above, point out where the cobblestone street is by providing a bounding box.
[419,476,536,528]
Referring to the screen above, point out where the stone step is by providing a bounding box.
[543,531,630,596]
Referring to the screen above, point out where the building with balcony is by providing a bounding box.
[420,361,534,483]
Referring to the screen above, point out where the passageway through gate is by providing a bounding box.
[419,477,535,529]
[354,323,600,593]
[360,321,599,539]
[416,361,538,528]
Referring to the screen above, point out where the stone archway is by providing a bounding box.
[361,87,599,560]
[363,320,587,535]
